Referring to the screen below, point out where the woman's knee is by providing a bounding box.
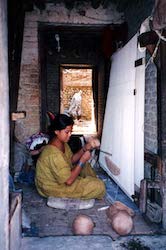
[97,179,106,197]
[90,178,106,198]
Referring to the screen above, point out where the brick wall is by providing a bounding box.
[15,16,40,142]
[15,2,123,142]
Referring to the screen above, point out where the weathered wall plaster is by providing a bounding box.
[15,2,124,142]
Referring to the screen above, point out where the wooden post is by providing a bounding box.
[139,179,147,213]
[158,39,166,229]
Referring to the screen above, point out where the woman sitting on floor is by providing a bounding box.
[35,114,105,199]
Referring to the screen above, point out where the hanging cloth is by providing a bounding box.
[152,0,166,30]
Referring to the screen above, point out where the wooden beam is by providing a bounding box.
[147,181,160,189]
[11,111,26,121]
[139,179,147,213]
[138,31,159,47]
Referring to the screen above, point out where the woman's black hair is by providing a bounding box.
[48,114,74,140]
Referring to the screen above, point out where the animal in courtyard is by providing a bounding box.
[68,90,82,121]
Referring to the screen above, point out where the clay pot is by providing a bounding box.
[111,210,134,235]
[106,201,135,236]
[72,214,95,235]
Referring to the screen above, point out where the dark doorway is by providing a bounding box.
[39,24,110,135]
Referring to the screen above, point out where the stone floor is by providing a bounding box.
[20,235,166,250]
[18,170,160,238]
[21,236,114,250]
[17,168,165,249]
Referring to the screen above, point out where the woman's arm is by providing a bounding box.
[66,151,91,185]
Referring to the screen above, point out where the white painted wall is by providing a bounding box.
[0,0,9,248]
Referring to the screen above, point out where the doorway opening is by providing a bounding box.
[60,65,97,135]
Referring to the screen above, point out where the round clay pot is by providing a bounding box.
[72,214,95,235]
[111,210,133,235]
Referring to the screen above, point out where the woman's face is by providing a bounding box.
[55,125,73,143]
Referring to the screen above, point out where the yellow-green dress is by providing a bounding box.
[35,143,105,199]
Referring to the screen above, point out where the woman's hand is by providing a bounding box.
[80,150,91,164]
[66,151,91,186]
[71,137,100,164]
